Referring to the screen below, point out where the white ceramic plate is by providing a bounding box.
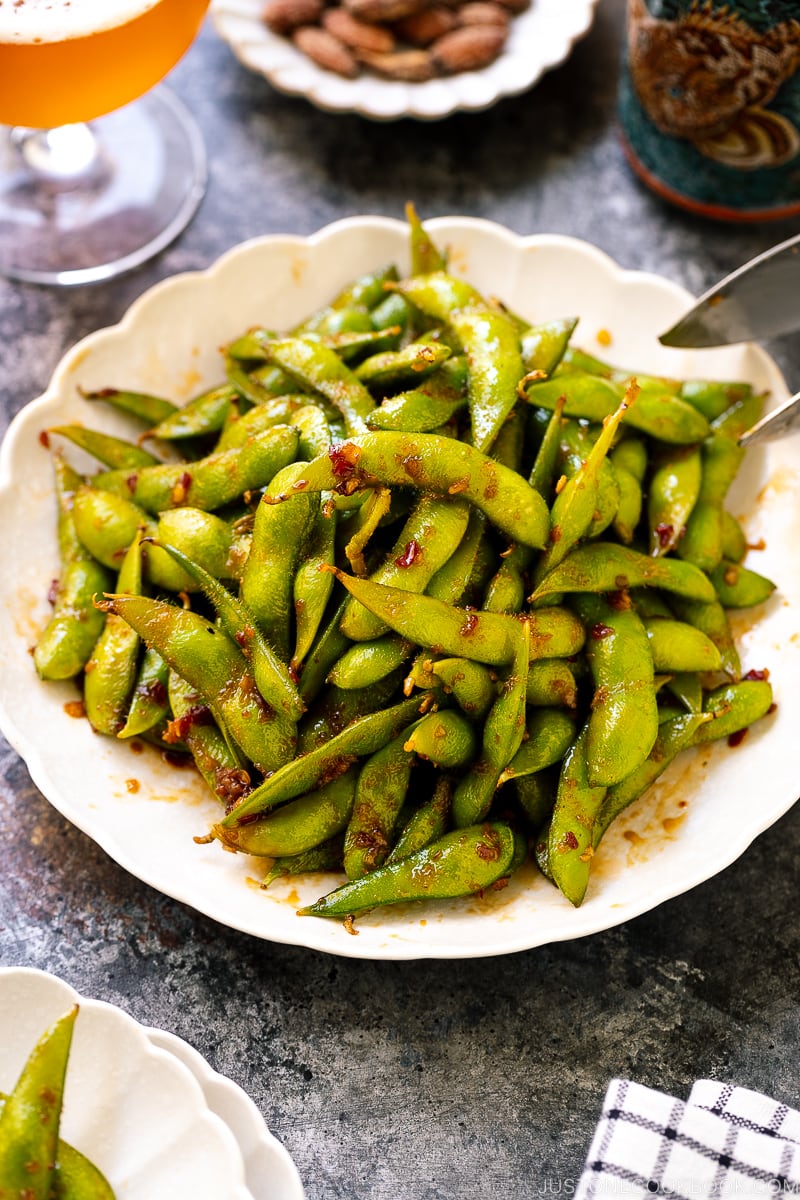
[1,216,798,960]
[0,968,255,1199]
[211,0,599,120]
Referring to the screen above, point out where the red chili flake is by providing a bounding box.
[395,539,421,569]
[63,700,85,719]
[607,589,631,611]
[476,840,500,862]
[125,473,139,493]
[768,703,778,715]
[234,624,255,647]
[559,831,580,852]
[214,768,252,805]
[590,622,614,640]
[171,471,192,505]
[400,453,424,481]
[743,668,770,682]
[163,704,213,743]
[39,430,51,449]
[654,523,674,549]
[491,877,509,892]
[460,608,479,637]
[47,578,60,606]
[138,678,167,706]
[328,441,361,478]
[728,728,748,748]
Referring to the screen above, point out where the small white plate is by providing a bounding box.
[211,0,600,120]
[0,216,798,960]
[0,968,256,1199]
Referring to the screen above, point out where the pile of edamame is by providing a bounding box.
[35,206,777,921]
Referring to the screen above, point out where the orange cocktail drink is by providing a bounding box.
[0,0,210,128]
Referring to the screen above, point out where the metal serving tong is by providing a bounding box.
[659,232,800,447]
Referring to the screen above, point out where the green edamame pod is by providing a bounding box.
[665,671,703,713]
[328,567,585,667]
[452,620,530,827]
[344,731,415,878]
[222,693,429,824]
[155,540,304,721]
[34,459,111,682]
[525,659,578,709]
[216,768,358,859]
[431,657,496,720]
[647,444,702,556]
[679,379,753,421]
[573,593,659,788]
[694,678,773,743]
[149,383,236,441]
[720,510,747,563]
[610,462,642,545]
[522,371,710,443]
[708,559,776,608]
[84,531,143,735]
[547,724,608,906]
[118,646,169,738]
[643,617,722,673]
[407,201,447,276]
[299,823,522,918]
[97,593,296,775]
[214,394,309,451]
[403,708,478,768]
[166,671,248,803]
[293,508,337,670]
[535,389,632,589]
[670,595,741,680]
[264,337,376,435]
[298,671,406,753]
[276,431,549,550]
[385,775,453,864]
[498,708,577,785]
[0,1005,77,1199]
[156,507,247,582]
[49,424,160,469]
[532,542,716,605]
[354,340,451,390]
[677,434,744,571]
[553,418,620,540]
[240,461,319,661]
[340,494,471,642]
[327,635,414,690]
[514,770,558,832]
[365,370,467,433]
[528,395,566,500]
[521,318,578,376]
[80,386,178,426]
[93,424,299,514]
[261,834,345,889]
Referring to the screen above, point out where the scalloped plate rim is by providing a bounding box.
[0,216,797,961]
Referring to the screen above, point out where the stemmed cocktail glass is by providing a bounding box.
[0,0,211,285]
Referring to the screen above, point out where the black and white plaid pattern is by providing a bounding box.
[576,1079,800,1198]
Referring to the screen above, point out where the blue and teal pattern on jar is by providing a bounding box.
[620,0,800,220]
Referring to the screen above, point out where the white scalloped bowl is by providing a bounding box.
[1,216,798,960]
[0,969,253,1199]
[210,0,600,120]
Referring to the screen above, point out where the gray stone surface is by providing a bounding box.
[1,2,799,1197]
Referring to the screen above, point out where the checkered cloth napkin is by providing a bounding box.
[576,1079,800,1198]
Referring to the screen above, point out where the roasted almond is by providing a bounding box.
[457,2,509,27]
[392,6,457,45]
[344,0,429,25]
[292,25,360,75]
[323,7,397,52]
[430,22,506,71]
[262,0,324,34]
[357,47,436,80]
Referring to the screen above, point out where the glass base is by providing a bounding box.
[0,87,206,286]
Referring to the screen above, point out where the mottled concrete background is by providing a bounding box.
[2,2,799,1196]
